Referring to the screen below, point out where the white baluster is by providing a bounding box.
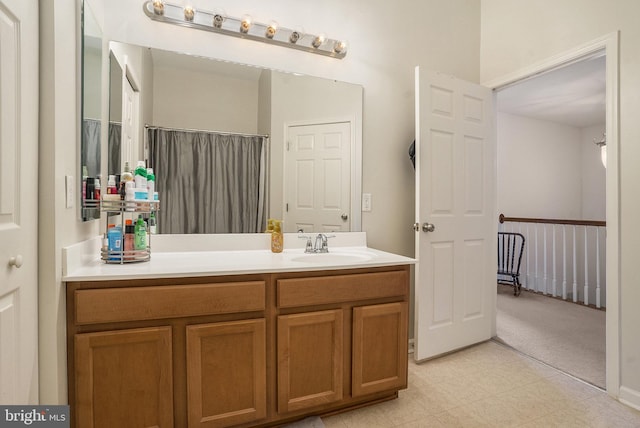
[572,225,578,303]
[596,227,601,308]
[552,224,557,297]
[543,225,548,295]
[534,225,539,292]
[526,223,531,290]
[562,226,567,300]
[584,226,589,306]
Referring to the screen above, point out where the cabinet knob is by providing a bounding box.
[9,254,23,268]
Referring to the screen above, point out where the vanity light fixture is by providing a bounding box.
[142,1,347,59]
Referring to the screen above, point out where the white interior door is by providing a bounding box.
[120,72,139,168]
[0,0,39,403]
[414,68,496,361]
[284,122,351,233]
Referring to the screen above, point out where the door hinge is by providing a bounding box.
[286,203,289,212]
[286,141,290,151]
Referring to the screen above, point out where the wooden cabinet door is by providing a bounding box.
[352,302,408,397]
[186,319,266,427]
[74,326,174,428]
[277,310,343,413]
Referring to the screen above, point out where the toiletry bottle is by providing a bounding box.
[271,220,283,253]
[149,211,157,234]
[146,168,155,200]
[265,218,274,233]
[82,166,88,204]
[93,177,101,201]
[134,161,147,189]
[121,162,133,200]
[107,175,118,194]
[124,219,135,260]
[107,224,123,261]
[134,215,147,251]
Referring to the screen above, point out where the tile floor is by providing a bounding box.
[323,341,640,428]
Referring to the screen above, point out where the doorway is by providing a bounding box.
[487,33,619,393]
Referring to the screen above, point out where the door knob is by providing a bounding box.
[422,222,435,233]
[341,213,348,221]
[9,254,23,268]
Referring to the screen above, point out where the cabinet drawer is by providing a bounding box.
[278,270,407,308]
[75,281,265,325]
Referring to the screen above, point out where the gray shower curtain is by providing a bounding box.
[148,127,267,234]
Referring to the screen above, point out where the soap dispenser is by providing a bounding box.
[271,220,283,253]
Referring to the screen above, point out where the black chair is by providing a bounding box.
[497,232,525,296]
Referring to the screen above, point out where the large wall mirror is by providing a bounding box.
[80,0,102,221]
[97,40,363,234]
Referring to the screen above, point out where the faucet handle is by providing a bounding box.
[298,234,314,253]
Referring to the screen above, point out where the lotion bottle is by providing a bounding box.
[271,220,283,253]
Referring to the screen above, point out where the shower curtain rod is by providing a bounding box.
[145,124,269,139]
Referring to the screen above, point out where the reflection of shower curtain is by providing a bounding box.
[147,127,268,234]
[82,119,101,178]
[108,122,122,176]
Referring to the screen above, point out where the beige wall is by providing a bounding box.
[482,0,640,407]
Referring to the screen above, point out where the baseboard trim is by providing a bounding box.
[619,386,640,411]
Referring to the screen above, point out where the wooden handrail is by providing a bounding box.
[499,213,606,227]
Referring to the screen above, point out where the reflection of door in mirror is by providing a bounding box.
[285,121,351,233]
[121,69,141,170]
[80,0,102,220]
[108,52,122,176]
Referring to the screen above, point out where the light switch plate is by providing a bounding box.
[65,175,74,208]
[362,193,372,212]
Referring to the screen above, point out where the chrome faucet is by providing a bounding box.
[299,233,334,253]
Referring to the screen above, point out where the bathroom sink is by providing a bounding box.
[290,251,373,264]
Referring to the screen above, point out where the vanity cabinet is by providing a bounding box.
[67,265,409,428]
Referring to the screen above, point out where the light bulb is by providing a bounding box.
[240,15,251,34]
[265,21,278,39]
[213,14,224,28]
[333,40,347,54]
[152,0,164,15]
[311,34,325,49]
[183,5,195,21]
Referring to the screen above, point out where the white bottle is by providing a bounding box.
[134,161,147,189]
[146,168,155,200]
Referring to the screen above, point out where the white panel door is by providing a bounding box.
[120,74,139,167]
[284,122,351,233]
[0,0,39,403]
[414,68,496,361]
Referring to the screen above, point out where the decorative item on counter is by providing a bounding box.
[270,219,283,253]
[107,224,123,261]
[134,161,147,189]
[134,215,147,251]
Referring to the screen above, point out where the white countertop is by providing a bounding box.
[62,233,415,282]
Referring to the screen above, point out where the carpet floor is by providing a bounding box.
[496,284,606,389]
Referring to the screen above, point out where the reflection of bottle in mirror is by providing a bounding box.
[149,212,157,234]
[146,168,155,200]
[94,177,101,201]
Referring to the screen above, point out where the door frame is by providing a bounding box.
[483,32,620,396]
[283,116,361,231]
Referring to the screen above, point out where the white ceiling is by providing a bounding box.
[497,54,606,128]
